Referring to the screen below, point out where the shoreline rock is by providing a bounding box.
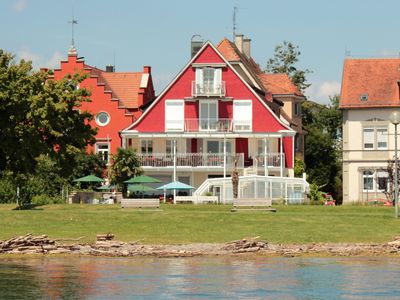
[1,235,400,258]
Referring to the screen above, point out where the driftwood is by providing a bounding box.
[223,237,268,252]
[96,233,115,241]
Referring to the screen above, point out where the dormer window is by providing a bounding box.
[360,94,368,101]
[193,67,225,97]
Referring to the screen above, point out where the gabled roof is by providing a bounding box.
[340,58,400,108]
[217,38,303,98]
[122,40,294,134]
[258,73,302,96]
[84,64,147,109]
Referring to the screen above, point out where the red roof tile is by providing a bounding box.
[216,38,241,61]
[340,58,400,108]
[84,64,145,109]
[99,72,143,109]
[258,73,302,96]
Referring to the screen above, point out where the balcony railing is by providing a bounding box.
[184,118,233,132]
[192,81,226,97]
[253,153,285,168]
[138,153,244,169]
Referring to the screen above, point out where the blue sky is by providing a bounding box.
[2,0,400,104]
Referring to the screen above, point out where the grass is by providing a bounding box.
[0,204,399,245]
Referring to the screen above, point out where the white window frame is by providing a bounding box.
[165,100,184,132]
[141,139,153,154]
[363,126,388,150]
[376,127,388,150]
[195,68,222,95]
[376,170,389,192]
[362,170,374,192]
[95,111,110,127]
[233,100,252,132]
[96,142,110,163]
[199,100,218,131]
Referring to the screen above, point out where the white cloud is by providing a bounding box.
[12,0,27,12]
[17,48,63,70]
[306,81,341,104]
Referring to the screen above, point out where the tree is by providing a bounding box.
[265,41,311,93]
[0,49,96,178]
[110,148,143,191]
[383,157,400,205]
[302,96,342,202]
[69,151,107,183]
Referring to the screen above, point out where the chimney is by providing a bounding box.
[105,65,114,72]
[243,38,251,58]
[191,35,203,58]
[143,66,151,74]
[235,34,244,52]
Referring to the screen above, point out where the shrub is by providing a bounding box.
[31,195,65,205]
[0,176,16,203]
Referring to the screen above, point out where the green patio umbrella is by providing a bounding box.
[124,175,161,184]
[97,184,117,191]
[128,184,156,193]
[73,175,104,183]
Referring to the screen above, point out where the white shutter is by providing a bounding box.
[363,128,374,149]
[233,100,252,131]
[165,100,184,131]
[214,68,222,94]
[195,68,203,95]
[377,128,387,149]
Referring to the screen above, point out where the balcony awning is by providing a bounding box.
[121,131,295,138]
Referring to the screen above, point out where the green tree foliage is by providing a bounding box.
[70,151,107,181]
[294,158,306,177]
[265,41,311,93]
[110,148,143,190]
[0,49,96,176]
[302,95,342,202]
[0,49,98,203]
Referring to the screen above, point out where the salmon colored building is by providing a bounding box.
[50,46,155,162]
[121,38,299,192]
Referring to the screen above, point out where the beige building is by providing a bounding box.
[340,58,400,203]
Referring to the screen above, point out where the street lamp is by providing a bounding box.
[389,111,400,218]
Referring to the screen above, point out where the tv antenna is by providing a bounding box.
[233,6,238,40]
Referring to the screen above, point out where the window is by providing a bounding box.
[362,169,388,192]
[166,140,178,157]
[233,100,252,131]
[165,100,184,131]
[195,68,222,95]
[377,128,388,149]
[377,170,389,191]
[257,139,270,155]
[96,112,110,126]
[200,100,218,131]
[96,143,109,163]
[363,127,388,150]
[363,170,374,191]
[294,102,301,117]
[141,140,153,154]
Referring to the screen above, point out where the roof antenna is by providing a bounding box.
[113,50,116,72]
[233,6,238,40]
[68,7,78,55]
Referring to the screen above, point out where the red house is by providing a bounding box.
[121,39,297,190]
[50,47,155,162]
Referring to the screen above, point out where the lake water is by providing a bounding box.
[1,256,400,299]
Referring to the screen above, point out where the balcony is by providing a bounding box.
[138,153,244,169]
[253,153,285,168]
[192,81,226,97]
[184,118,233,132]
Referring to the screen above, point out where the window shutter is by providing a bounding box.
[363,128,374,149]
[377,128,387,149]
[165,100,184,131]
[214,68,221,93]
[233,101,252,131]
[195,68,203,90]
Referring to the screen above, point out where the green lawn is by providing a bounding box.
[0,204,399,244]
